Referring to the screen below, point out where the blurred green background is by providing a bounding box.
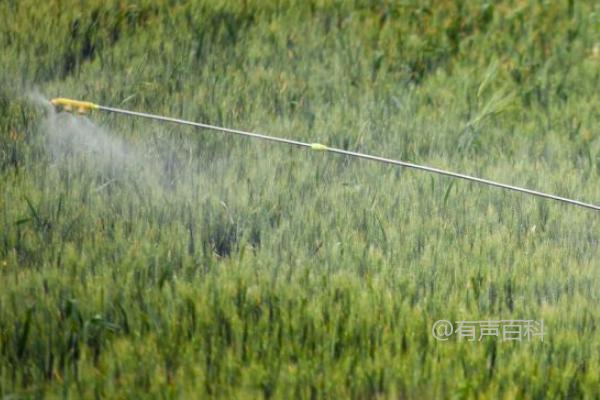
[0,1,598,398]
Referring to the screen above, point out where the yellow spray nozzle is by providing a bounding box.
[310,143,328,151]
[50,98,98,114]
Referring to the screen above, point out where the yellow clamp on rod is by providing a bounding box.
[310,143,328,151]
[50,98,99,114]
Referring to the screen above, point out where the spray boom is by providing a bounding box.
[51,97,98,114]
[48,97,599,212]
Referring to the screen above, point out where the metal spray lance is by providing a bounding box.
[50,97,600,212]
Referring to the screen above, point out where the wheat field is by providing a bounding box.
[0,1,599,398]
